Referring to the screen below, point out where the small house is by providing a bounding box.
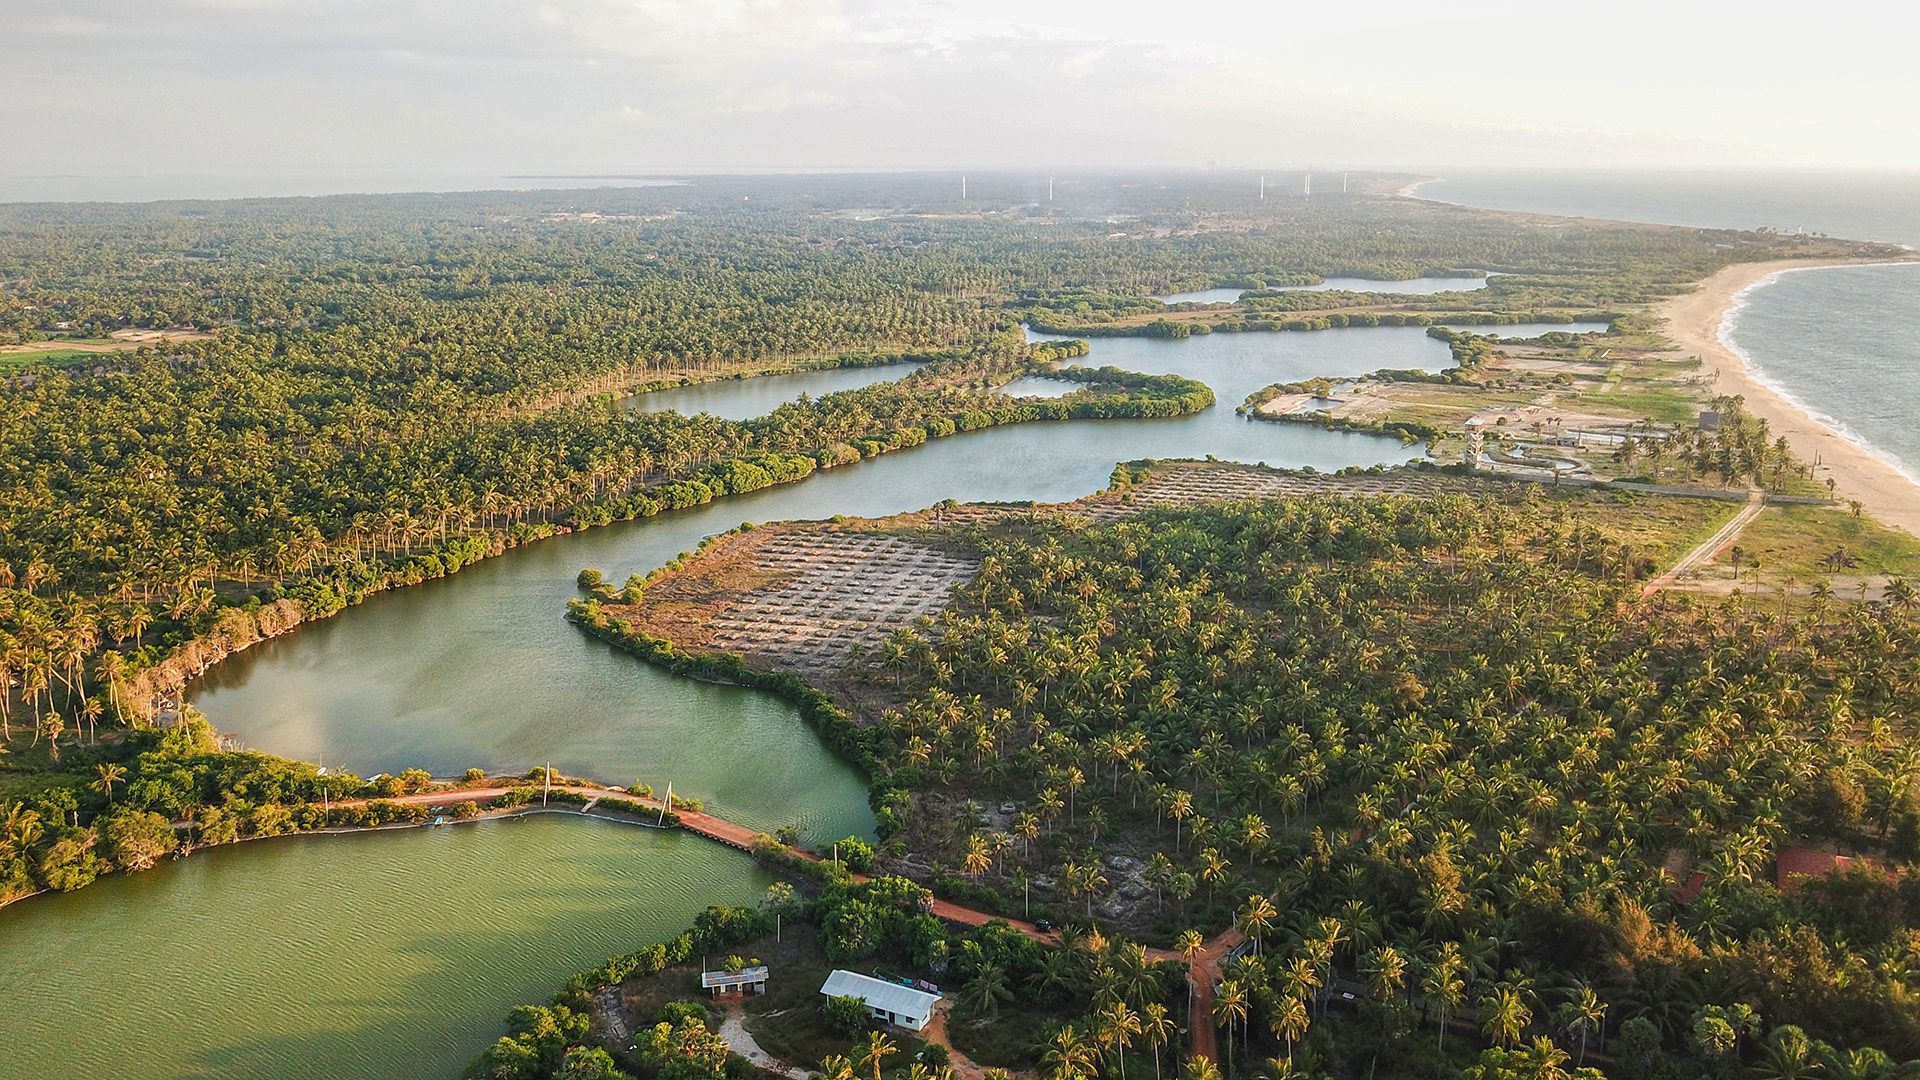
[818,970,938,1031]
[701,965,770,997]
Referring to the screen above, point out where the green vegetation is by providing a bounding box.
[0,346,102,372]
[470,880,1182,1080]
[9,173,1918,1079]
[0,711,577,903]
[1717,503,1920,589]
[822,493,1920,1076]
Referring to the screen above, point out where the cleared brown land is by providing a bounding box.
[624,526,979,677]
[0,328,212,354]
[615,461,1498,681]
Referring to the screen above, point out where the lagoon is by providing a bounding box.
[1157,275,1491,304]
[0,816,773,1080]
[117,322,1463,1079]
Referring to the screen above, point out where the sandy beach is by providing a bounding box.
[1662,258,1920,537]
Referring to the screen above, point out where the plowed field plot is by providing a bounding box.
[1075,462,1478,519]
[636,529,978,676]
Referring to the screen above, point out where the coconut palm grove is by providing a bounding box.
[4,173,1920,1080]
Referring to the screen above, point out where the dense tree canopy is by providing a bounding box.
[856,493,1920,1075]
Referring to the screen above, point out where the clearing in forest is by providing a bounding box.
[615,461,1500,679]
[624,526,979,677]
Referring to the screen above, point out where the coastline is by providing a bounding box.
[1661,258,1920,537]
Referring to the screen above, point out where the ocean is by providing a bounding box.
[1417,169,1920,484]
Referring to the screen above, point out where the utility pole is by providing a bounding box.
[542,763,550,807]
[1047,174,1054,201]
[1259,175,1265,201]
[658,782,672,826]
[961,175,967,200]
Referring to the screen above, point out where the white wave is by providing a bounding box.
[1717,262,1920,487]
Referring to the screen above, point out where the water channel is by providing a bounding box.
[5,320,1597,1078]
[1156,275,1493,305]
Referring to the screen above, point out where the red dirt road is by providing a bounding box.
[352,780,1237,1061]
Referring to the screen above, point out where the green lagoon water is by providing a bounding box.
[10,325,1485,1079]
[0,816,773,1080]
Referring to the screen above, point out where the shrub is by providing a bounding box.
[822,994,870,1037]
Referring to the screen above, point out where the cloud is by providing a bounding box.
[2,0,1917,188]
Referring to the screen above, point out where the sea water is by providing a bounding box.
[1415,169,1920,485]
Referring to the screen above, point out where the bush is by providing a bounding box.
[658,1000,709,1026]
[822,994,870,1037]
[101,810,177,872]
[834,836,877,873]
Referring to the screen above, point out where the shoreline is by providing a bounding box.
[0,792,681,912]
[1661,257,1920,537]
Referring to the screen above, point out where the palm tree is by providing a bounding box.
[1364,945,1407,1006]
[1481,985,1532,1049]
[1169,789,1194,849]
[821,1055,858,1080]
[1042,1025,1096,1080]
[860,1031,897,1080]
[1269,992,1308,1061]
[1421,947,1465,1051]
[1215,979,1249,1077]
[1237,894,1278,956]
[1556,986,1607,1067]
[1063,859,1108,919]
[1142,1002,1175,1080]
[93,762,127,804]
[1198,848,1229,903]
[1,802,45,861]
[762,881,796,943]
[1514,1037,1572,1080]
[962,962,1012,1017]
[1180,1057,1222,1080]
[964,832,993,878]
[1175,929,1204,1019]
[1099,1001,1142,1080]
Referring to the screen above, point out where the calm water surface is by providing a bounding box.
[622,363,920,420]
[193,327,1458,837]
[60,326,1462,1080]
[0,816,773,1080]
[1156,276,1490,304]
[1417,169,1920,484]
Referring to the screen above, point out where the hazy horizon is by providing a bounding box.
[6,165,1919,209]
[10,0,1920,204]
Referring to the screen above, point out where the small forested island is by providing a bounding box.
[5,172,1920,1080]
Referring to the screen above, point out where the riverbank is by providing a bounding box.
[1662,258,1920,537]
[140,351,1177,724]
[0,779,671,911]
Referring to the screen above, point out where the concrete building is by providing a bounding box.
[701,965,770,997]
[818,970,938,1031]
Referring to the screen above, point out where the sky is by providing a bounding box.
[7,0,1920,196]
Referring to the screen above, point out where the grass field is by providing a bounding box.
[1730,504,1920,584]
[0,348,100,372]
